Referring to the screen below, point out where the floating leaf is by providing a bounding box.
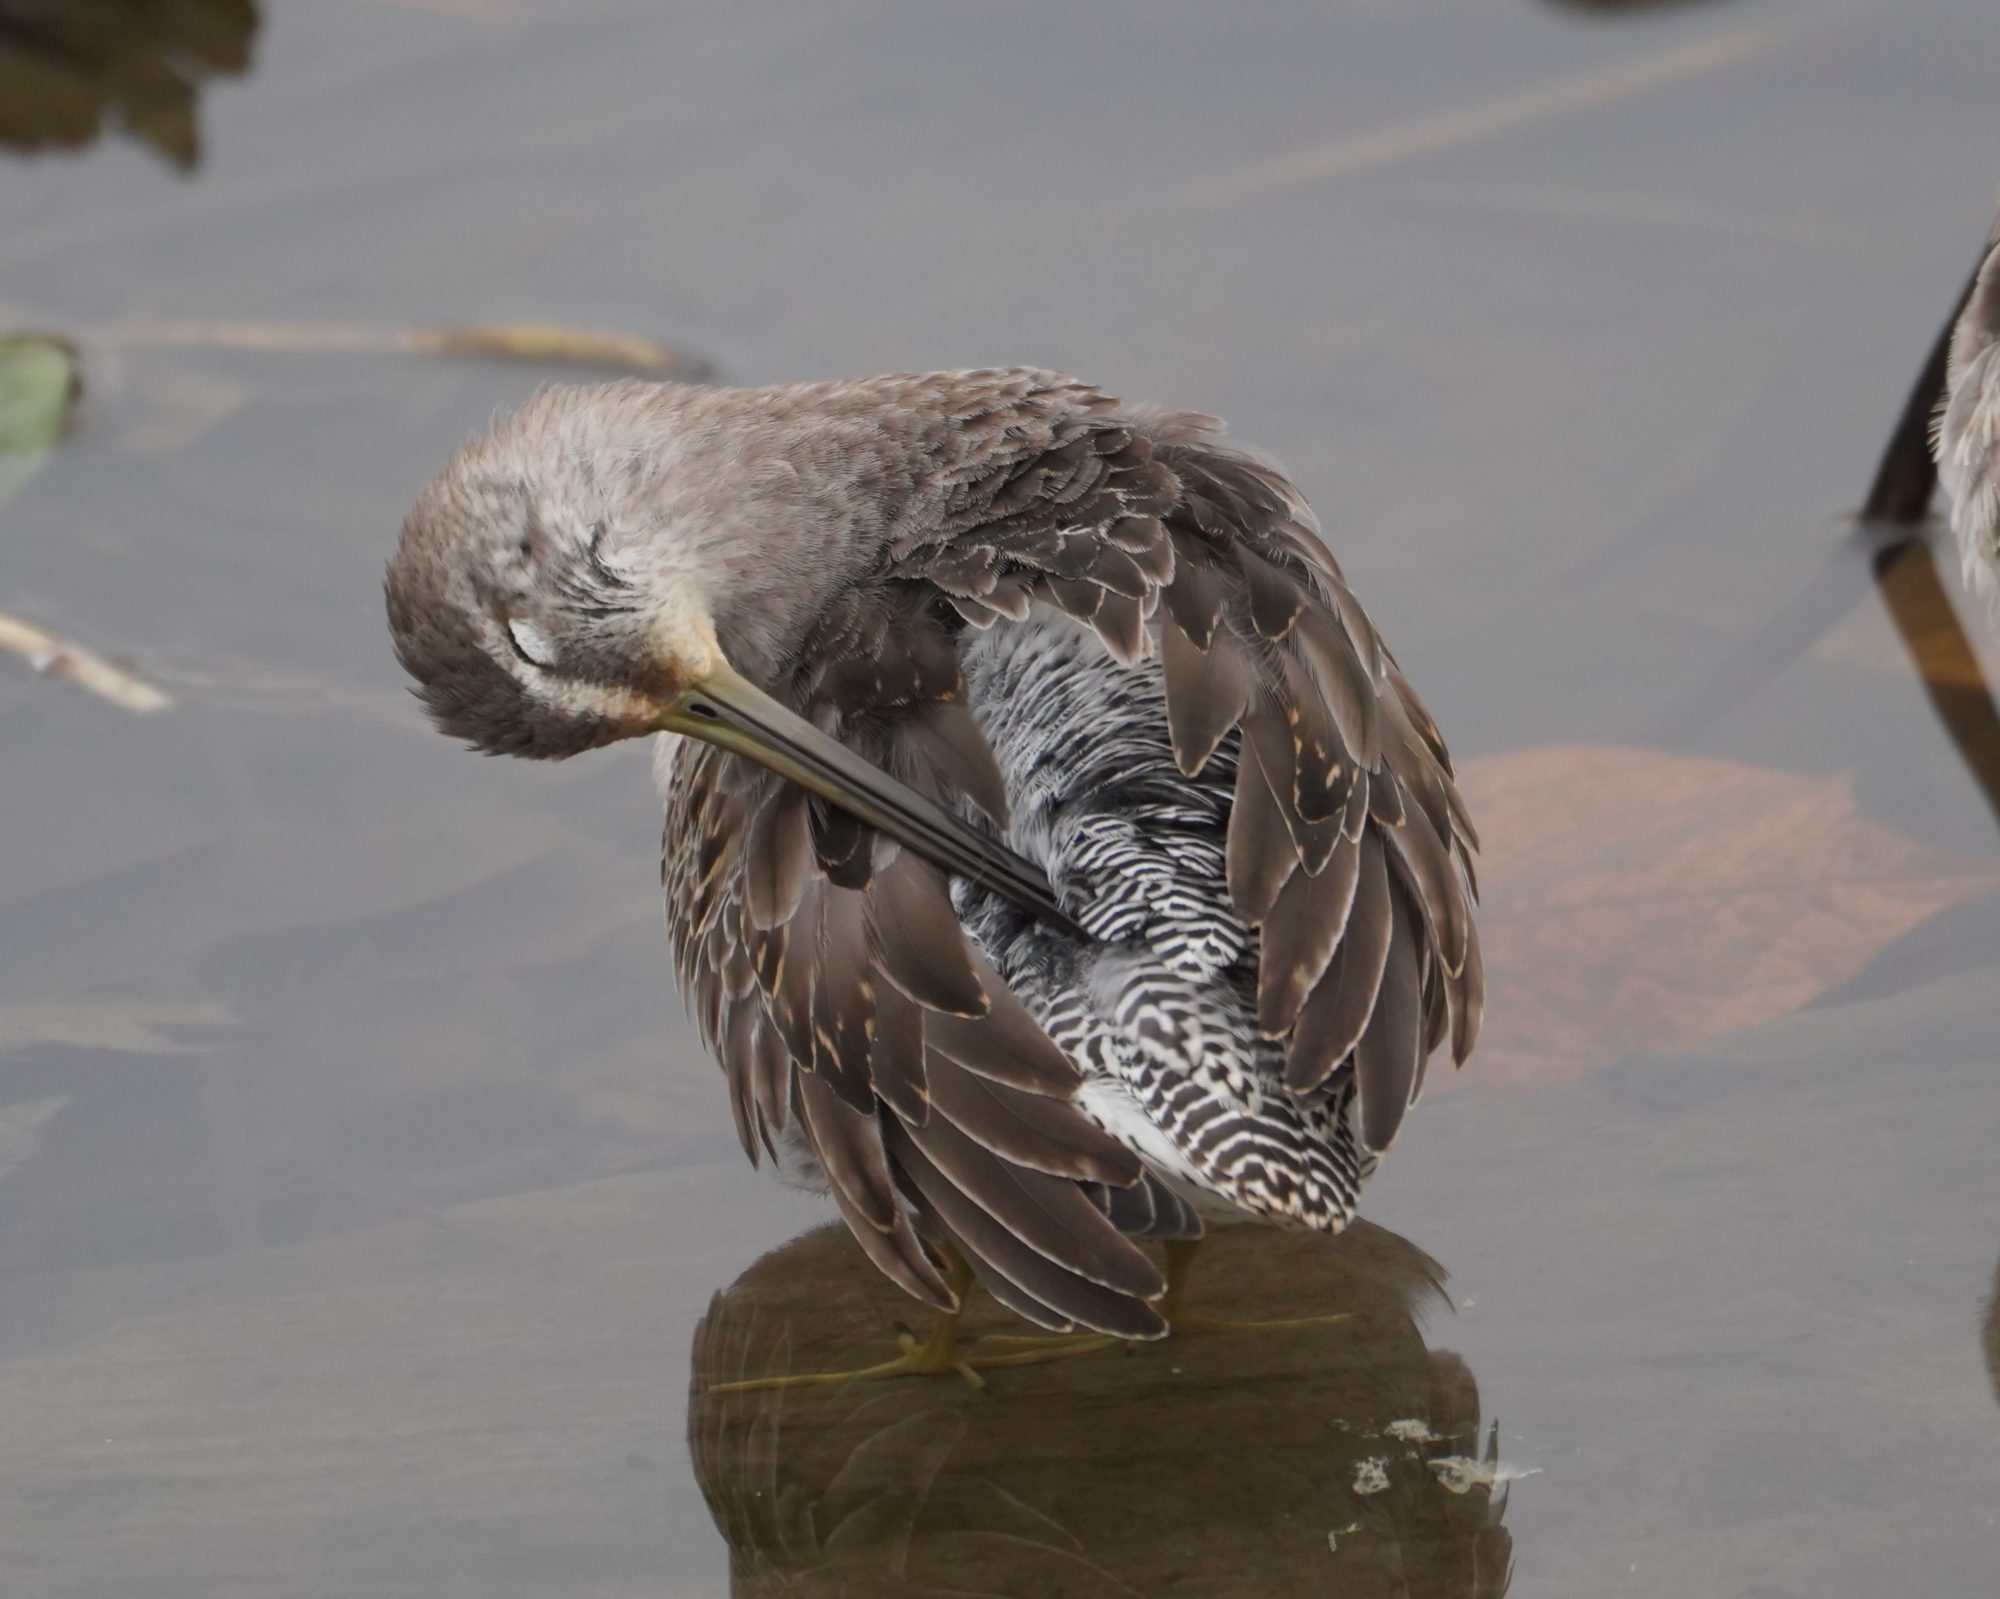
[401,322,713,376]
[0,332,81,506]
[1461,745,2000,1086]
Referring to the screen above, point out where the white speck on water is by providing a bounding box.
[1385,1418,1443,1443]
[1352,1457,1391,1496]
[1427,1455,1541,1495]
[1325,1521,1359,1553]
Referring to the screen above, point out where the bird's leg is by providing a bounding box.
[885,1241,1121,1371]
[1156,1237,1355,1336]
[706,1246,1117,1392]
[948,1330,1124,1365]
[707,1248,985,1393]
[703,1311,978,1393]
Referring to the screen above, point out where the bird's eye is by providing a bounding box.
[506,618,557,669]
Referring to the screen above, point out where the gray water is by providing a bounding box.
[3,0,1998,1593]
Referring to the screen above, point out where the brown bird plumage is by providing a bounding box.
[385,369,1481,1340]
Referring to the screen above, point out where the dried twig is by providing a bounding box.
[84,319,714,379]
[0,610,172,713]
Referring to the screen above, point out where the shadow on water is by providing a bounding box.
[688,1220,1515,1598]
[0,0,258,171]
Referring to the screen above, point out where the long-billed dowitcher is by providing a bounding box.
[385,370,1481,1382]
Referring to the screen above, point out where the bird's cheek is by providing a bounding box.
[541,676,671,743]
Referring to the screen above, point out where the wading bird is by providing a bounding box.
[385,370,1482,1383]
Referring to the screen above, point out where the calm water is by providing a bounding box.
[3,1,1998,1594]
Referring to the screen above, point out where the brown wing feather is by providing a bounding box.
[883,1122,1168,1338]
[662,573,1160,1338]
[893,376,1482,1155]
[1354,887,1426,1151]
[1154,437,1483,1132]
[795,1072,954,1310]
[664,371,1481,1336]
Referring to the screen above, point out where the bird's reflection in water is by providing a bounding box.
[689,1221,1515,1598]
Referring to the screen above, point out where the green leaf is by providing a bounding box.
[0,333,81,507]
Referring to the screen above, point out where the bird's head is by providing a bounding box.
[382,370,1108,935]
[385,380,838,761]
[385,380,737,759]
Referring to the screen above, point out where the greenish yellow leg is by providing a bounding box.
[948,1330,1124,1362]
[705,1247,1127,1392]
[707,1308,991,1393]
[1161,1237,1353,1336]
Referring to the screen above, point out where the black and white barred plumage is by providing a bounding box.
[956,611,1368,1235]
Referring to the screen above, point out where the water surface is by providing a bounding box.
[3,1,1997,1593]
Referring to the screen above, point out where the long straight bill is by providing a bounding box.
[662,664,1087,940]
